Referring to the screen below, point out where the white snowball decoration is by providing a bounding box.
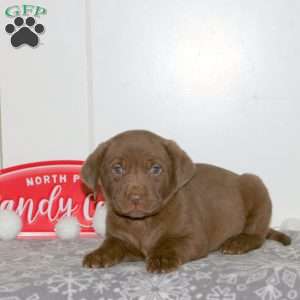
[55,216,80,240]
[93,202,107,237]
[280,218,300,231]
[0,209,22,240]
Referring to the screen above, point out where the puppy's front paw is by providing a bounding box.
[146,256,182,273]
[82,249,121,268]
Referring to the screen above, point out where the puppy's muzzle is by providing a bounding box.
[126,185,148,209]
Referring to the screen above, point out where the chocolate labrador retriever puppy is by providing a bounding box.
[81,130,290,273]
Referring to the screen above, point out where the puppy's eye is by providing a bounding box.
[112,164,125,176]
[149,163,162,176]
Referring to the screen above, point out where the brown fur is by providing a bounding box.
[81,130,291,273]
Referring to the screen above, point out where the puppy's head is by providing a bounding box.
[81,130,195,219]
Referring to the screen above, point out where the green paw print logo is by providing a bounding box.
[4,5,47,48]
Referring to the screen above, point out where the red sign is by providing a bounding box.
[0,161,103,239]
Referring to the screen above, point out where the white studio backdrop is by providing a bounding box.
[0,0,91,167]
[0,0,299,226]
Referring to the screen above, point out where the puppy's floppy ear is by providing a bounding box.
[164,140,195,192]
[81,142,109,191]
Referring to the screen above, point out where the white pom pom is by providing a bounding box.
[93,202,107,237]
[55,216,80,240]
[0,209,22,240]
[280,218,300,231]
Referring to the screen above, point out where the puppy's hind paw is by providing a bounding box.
[221,233,264,255]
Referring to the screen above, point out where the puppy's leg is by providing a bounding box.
[221,174,271,255]
[83,236,142,268]
[221,233,264,254]
[146,236,208,273]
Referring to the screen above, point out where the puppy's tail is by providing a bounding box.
[266,228,291,246]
